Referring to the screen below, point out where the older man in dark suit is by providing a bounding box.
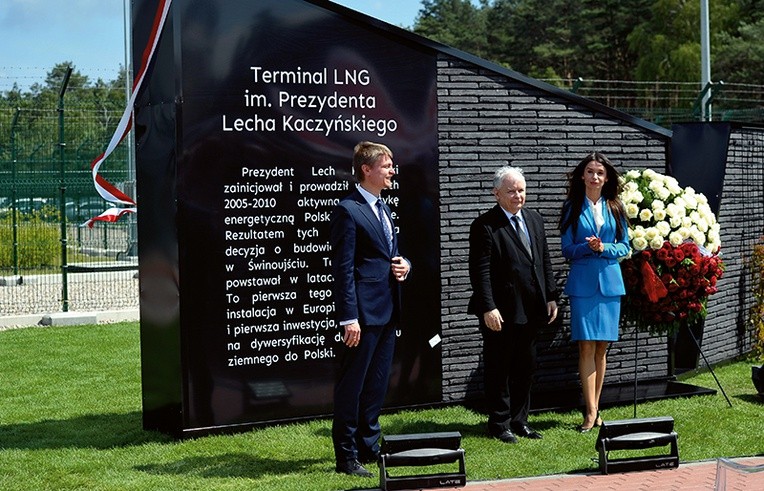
[330,141,410,477]
[468,166,558,443]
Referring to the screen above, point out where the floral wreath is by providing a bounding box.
[619,169,724,334]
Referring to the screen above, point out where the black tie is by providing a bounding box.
[512,215,532,257]
[376,199,393,253]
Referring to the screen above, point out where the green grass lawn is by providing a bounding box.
[0,322,762,490]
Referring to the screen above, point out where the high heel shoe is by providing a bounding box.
[594,412,603,427]
[577,423,593,433]
[577,415,596,433]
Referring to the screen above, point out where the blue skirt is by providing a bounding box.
[569,293,621,341]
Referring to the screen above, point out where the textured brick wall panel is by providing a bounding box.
[435,54,763,404]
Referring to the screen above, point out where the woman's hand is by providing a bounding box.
[586,235,604,253]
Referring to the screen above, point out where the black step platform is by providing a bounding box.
[595,416,679,474]
[379,432,466,491]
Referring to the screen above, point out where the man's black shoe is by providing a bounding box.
[335,459,373,478]
[490,429,518,443]
[512,424,543,439]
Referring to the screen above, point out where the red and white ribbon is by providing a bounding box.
[84,0,172,227]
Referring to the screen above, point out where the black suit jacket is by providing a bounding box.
[468,204,557,325]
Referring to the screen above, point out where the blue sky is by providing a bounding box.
[0,0,431,91]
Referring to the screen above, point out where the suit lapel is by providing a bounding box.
[581,202,598,235]
[521,212,537,260]
[354,191,390,253]
[496,206,533,260]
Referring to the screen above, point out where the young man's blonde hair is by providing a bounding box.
[353,141,392,182]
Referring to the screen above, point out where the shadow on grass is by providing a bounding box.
[0,411,171,450]
[135,453,325,480]
[734,393,764,405]
[381,413,567,439]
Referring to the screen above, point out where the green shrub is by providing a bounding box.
[0,208,61,271]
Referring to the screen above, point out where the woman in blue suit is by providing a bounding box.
[559,152,630,432]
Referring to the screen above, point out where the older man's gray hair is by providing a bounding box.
[492,166,525,189]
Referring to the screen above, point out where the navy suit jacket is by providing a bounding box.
[468,204,557,325]
[330,188,402,327]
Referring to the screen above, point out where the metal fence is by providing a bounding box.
[546,78,764,127]
[1,82,138,317]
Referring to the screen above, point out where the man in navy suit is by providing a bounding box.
[468,166,558,443]
[330,141,410,477]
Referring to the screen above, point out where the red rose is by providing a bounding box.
[673,248,685,261]
[656,247,670,261]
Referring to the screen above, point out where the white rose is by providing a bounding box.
[644,227,659,240]
[656,221,671,236]
[682,216,693,228]
[698,203,715,222]
[668,231,684,246]
[633,237,648,251]
[626,203,640,219]
[670,216,683,228]
[678,226,691,240]
[664,175,679,188]
[639,208,653,221]
[649,236,665,250]
[626,170,640,179]
[643,169,658,179]
[667,185,682,197]
[653,209,667,221]
[673,196,687,209]
[691,212,709,232]
[648,180,664,193]
[666,203,685,219]
[624,181,639,192]
[656,187,672,201]
[651,200,666,210]
[684,193,698,210]
[696,193,709,205]
[691,229,706,246]
[621,190,637,204]
[632,226,646,238]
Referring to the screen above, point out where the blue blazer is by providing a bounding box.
[330,188,402,327]
[561,200,631,298]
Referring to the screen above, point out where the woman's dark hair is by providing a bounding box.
[558,152,627,240]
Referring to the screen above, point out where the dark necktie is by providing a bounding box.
[512,215,532,257]
[376,199,393,254]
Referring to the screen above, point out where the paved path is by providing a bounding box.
[462,457,764,491]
